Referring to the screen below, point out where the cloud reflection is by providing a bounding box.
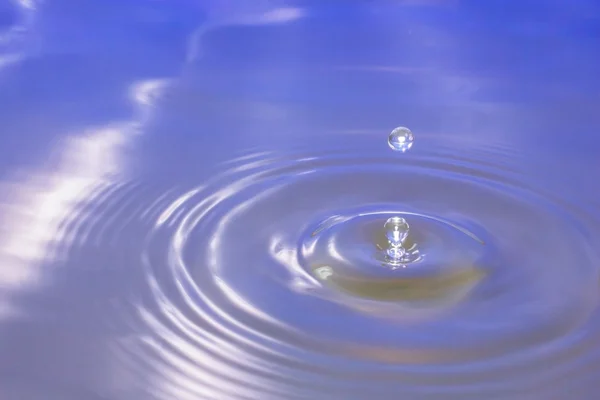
[185,4,305,64]
[0,78,169,304]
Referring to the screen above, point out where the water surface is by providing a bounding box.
[1,1,600,399]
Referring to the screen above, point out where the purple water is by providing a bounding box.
[1,1,600,399]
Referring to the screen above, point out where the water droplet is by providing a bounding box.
[388,127,414,152]
[385,216,409,246]
[384,216,410,264]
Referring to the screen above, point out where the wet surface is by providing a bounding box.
[1,1,600,399]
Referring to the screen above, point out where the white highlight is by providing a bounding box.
[0,78,169,302]
[185,7,306,64]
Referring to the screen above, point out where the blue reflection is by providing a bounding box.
[0,1,599,399]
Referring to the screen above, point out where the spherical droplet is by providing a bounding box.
[388,127,414,152]
[384,216,410,246]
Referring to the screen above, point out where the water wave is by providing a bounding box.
[54,135,600,399]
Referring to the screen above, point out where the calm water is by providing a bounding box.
[1,1,600,399]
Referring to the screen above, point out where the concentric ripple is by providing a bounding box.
[32,136,595,399]
[301,209,489,304]
[83,135,594,400]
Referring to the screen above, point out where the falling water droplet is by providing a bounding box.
[384,216,410,262]
[388,127,414,152]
